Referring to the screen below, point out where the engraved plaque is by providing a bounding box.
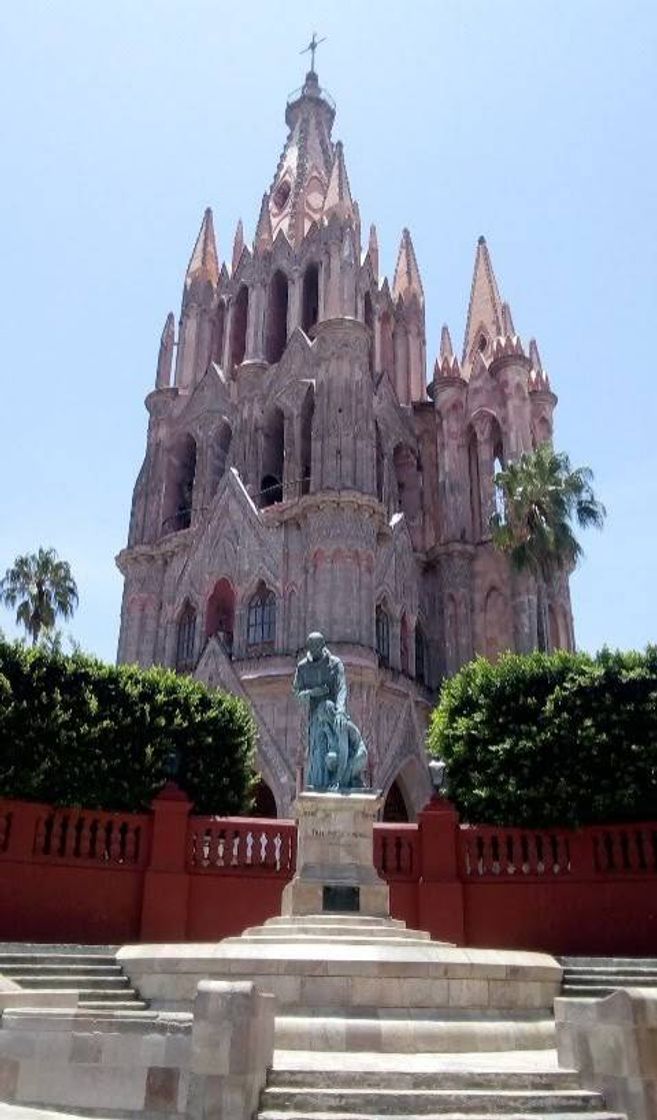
[323,885,360,913]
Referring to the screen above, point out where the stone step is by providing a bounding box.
[275,1015,556,1054]
[10,975,130,990]
[264,916,408,928]
[559,976,657,985]
[259,1087,606,1115]
[560,987,616,999]
[250,922,428,940]
[0,943,117,954]
[258,1112,624,1120]
[267,1071,583,1091]
[0,954,116,967]
[77,1000,149,1011]
[0,963,122,976]
[559,956,657,969]
[240,934,433,947]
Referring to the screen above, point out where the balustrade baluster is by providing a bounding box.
[108,822,121,861]
[125,824,138,863]
[79,816,92,859]
[505,834,515,875]
[56,815,69,858]
[491,833,500,875]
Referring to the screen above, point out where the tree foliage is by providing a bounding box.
[491,444,606,578]
[428,648,657,827]
[0,640,257,814]
[0,549,79,646]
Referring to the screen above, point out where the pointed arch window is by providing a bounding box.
[415,623,427,686]
[230,285,249,369]
[247,584,276,648]
[302,263,319,336]
[266,271,289,364]
[176,603,197,673]
[376,603,390,667]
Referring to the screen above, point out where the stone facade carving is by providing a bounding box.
[116,70,572,818]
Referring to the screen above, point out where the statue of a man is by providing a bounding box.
[293,632,368,792]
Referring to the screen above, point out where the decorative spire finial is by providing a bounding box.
[300,32,326,75]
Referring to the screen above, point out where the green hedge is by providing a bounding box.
[0,640,257,814]
[428,647,657,827]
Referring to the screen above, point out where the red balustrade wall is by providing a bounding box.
[0,790,655,953]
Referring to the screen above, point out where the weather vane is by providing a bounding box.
[301,32,326,75]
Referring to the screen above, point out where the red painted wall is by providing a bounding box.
[1,792,655,954]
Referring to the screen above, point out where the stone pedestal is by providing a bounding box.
[281,790,389,918]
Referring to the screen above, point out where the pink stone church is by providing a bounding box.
[116,67,573,819]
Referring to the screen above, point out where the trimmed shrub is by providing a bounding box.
[0,640,257,814]
[428,647,657,827]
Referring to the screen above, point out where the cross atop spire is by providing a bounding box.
[301,32,326,75]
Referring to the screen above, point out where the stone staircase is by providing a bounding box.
[0,943,148,1010]
[259,1054,624,1120]
[559,956,657,998]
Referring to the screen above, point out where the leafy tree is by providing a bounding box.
[0,639,257,814]
[428,648,657,827]
[0,549,79,646]
[491,443,605,575]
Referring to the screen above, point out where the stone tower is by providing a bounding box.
[116,68,574,817]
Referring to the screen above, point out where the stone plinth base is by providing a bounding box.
[281,790,389,918]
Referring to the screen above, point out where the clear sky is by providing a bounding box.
[0,0,655,662]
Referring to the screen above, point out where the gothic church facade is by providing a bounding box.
[116,69,573,817]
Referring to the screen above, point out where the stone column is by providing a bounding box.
[188,980,275,1120]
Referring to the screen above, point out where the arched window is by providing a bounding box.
[212,302,226,365]
[260,406,285,507]
[163,433,197,533]
[230,285,249,369]
[468,428,482,539]
[400,613,410,675]
[247,584,276,647]
[300,388,314,496]
[394,321,410,401]
[375,423,384,501]
[210,421,232,498]
[383,779,409,823]
[380,311,394,378]
[266,270,289,364]
[493,433,505,523]
[376,603,390,667]
[175,603,197,673]
[393,444,422,523]
[252,779,277,818]
[415,622,427,685]
[363,291,374,375]
[302,263,319,335]
[206,578,236,654]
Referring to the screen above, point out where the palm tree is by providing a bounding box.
[0,548,79,646]
[491,444,606,576]
[490,444,605,649]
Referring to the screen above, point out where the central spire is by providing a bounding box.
[265,68,336,247]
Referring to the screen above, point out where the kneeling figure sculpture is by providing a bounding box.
[293,632,368,791]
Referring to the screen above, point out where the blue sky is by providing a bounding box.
[0,0,655,662]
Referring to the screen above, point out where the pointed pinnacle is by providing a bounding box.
[440,324,454,360]
[392,228,424,304]
[366,224,379,278]
[529,337,543,372]
[232,219,244,275]
[254,194,273,252]
[462,235,504,363]
[502,302,516,336]
[156,312,175,389]
[322,140,354,220]
[186,207,219,286]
